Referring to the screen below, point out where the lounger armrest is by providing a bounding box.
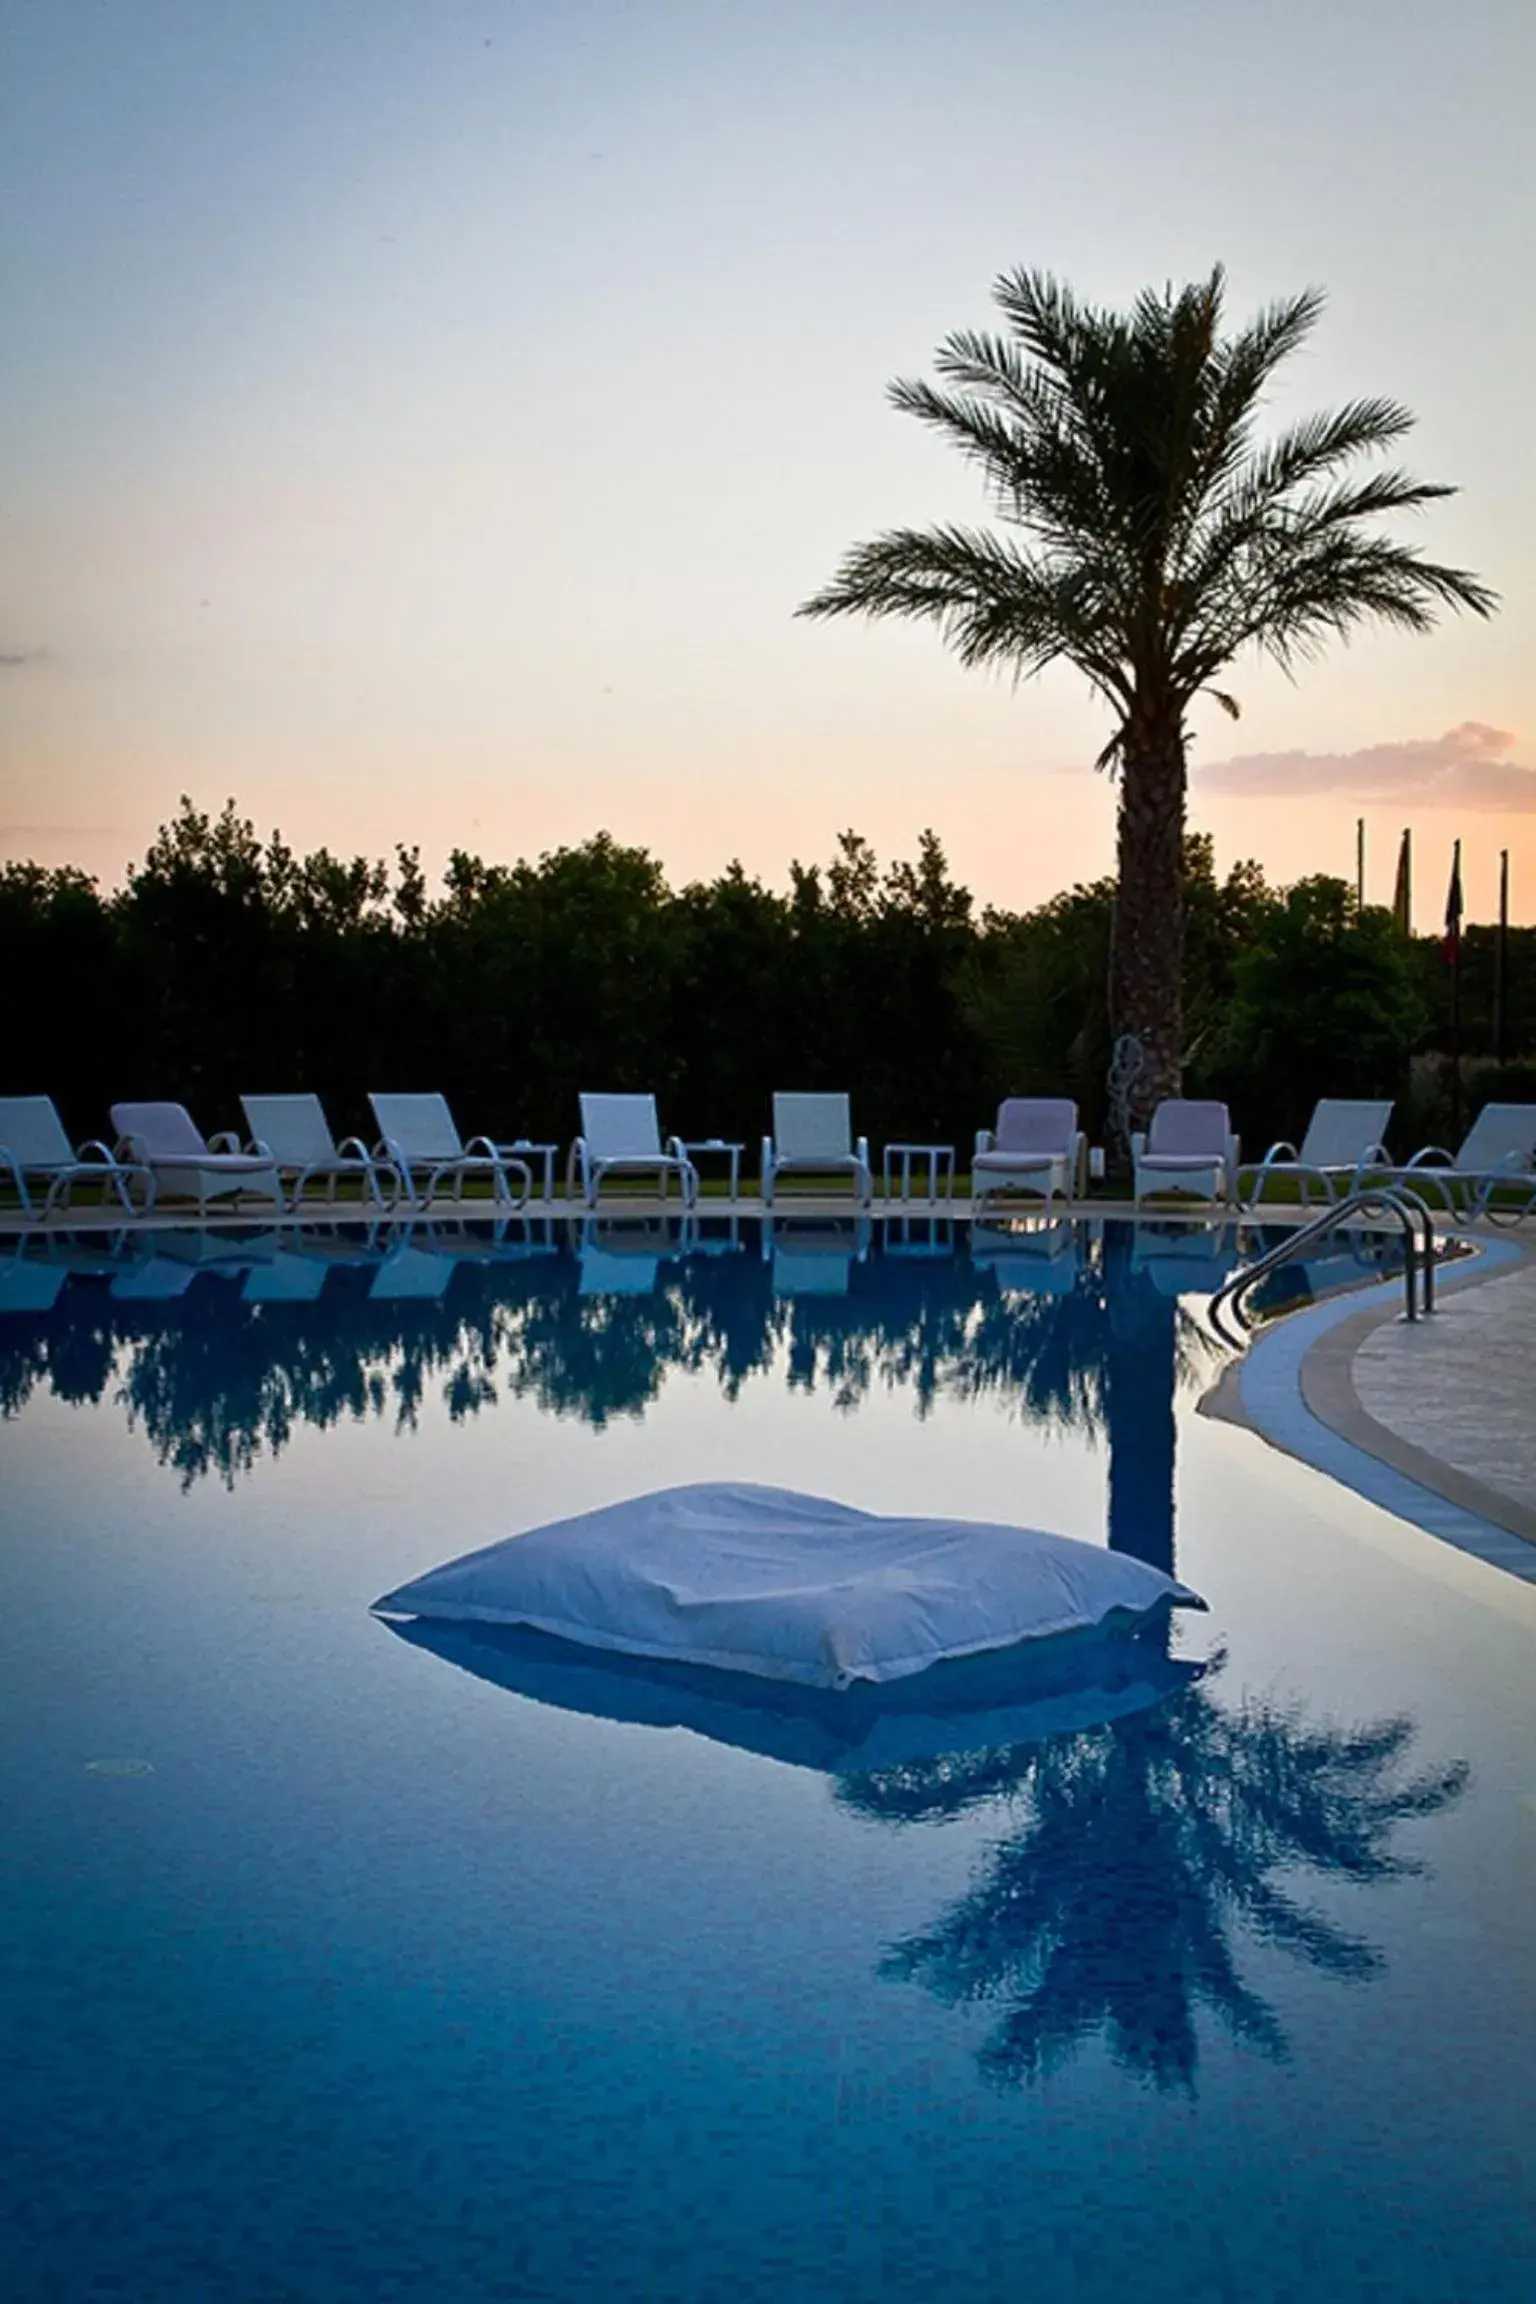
[208,1130,243,1154]
[1258,1140,1300,1167]
[336,1136,374,1162]
[855,1136,870,1167]
[1130,1132,1146,1162]
[1404,1146,1454,1169]
[72,1138,118,1165]
[1070,1130,1087,1194]
[974,1129,995,1156]
[247,1137,277,1160]
[463,1134,502,1160]
[760,1135,775,1203]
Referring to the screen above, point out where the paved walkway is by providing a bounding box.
[1226,1229,1536,1584]
[1351,1258,1536,1522]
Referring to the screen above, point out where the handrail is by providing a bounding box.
[1207,1185,1440,1350]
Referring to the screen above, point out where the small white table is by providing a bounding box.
[501,1139,559,1202]
[882,1141,955,1205]
[680,1138,744,1201]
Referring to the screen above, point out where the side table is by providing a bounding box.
[680,1138,744,1201]
[882,1142,955,1204]
[501,1139,559,1202]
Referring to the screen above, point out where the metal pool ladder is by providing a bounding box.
[1207,1185,1440,1351]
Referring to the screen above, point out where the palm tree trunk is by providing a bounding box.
[1109,697,1187,1150]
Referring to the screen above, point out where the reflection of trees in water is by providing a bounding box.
[839,1660,1469,2093]
[0,1226,1212,1489]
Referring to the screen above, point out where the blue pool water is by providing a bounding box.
[2,1215,1533,2303]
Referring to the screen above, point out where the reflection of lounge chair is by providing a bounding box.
[242,1252,330,1303]
[0,1250,68,1313]
[158,1229,282,1270]
[368,1241,456,1301]
[0,1095,154,1219]
[1132,1101,1239,1208]
[368,1094,532,1213]
[241,1093,400,1210]
[972,1099,1086,1210]
[111,1257,197,1301]
[766,1216,870,1295]
[1131,1222,1238,1296]
[1240,1099,1393,1208]
[762,1094,871,1207]
[380,1617,1201,1776]
[570,1094,697,1209]
[110,1102,284,1215]
[1391,1103,1536,1219]
[577,1215,679,1295]
[970,1219,1080,1296]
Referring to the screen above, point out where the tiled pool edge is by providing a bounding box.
[1227,1236,1536,1584]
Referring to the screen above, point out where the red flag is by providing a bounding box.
[1442,839,1463,964]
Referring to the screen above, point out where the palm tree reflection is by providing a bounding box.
[839,1660,1468,2092]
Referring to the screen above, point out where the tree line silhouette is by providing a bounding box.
[4,800,1531,1162]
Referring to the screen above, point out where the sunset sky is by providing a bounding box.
[4,0,1534,922]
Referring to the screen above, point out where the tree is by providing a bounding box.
[799,265,1493,1138]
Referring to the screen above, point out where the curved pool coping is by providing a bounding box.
[1211,1232,1536,1585]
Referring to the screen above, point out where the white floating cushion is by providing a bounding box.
[374,1482,1203,1689]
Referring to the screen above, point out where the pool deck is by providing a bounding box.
[1216,1226,1536,1584]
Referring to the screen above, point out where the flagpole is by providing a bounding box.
[1356,817,1365,909]
[1448,838,1464,1143]
[1494,847,1509,1066]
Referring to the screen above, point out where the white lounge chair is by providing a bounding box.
[761,1094,871,1208]
[0,1095,155,1220]
[1240,1099,1393,1209]
[368,1094,532,1212]
[1131,1100,1240,1208]
[972,1098,1086,1210]
[110,1102,284,1214]
[1393,1103,1536,1219]
[569,1094,697,1210]
[241,1093,401,1210]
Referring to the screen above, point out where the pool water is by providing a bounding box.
[2,1216,1533,2303]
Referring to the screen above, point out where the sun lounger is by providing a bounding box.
[569,1094,697,1209]
[109,1102,283,1214]
[761,1094,871,1208]
[1392,1103,1536,1219]
[0,1095,154,1219]
[972,1098,1086,1210]
[1131,1100,1239,1208]
[1239,1099,1393,1208]
[241,1093,400,1210]
[367,1094,532,1212]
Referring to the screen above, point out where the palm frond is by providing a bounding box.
[798,262,1495,721]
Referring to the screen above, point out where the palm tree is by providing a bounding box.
[799,267,1494,1131]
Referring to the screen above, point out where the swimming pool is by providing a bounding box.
[2,1217,1533,2302]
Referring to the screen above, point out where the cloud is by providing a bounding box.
[1196,723,1536,813]
[0,646,48,668]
